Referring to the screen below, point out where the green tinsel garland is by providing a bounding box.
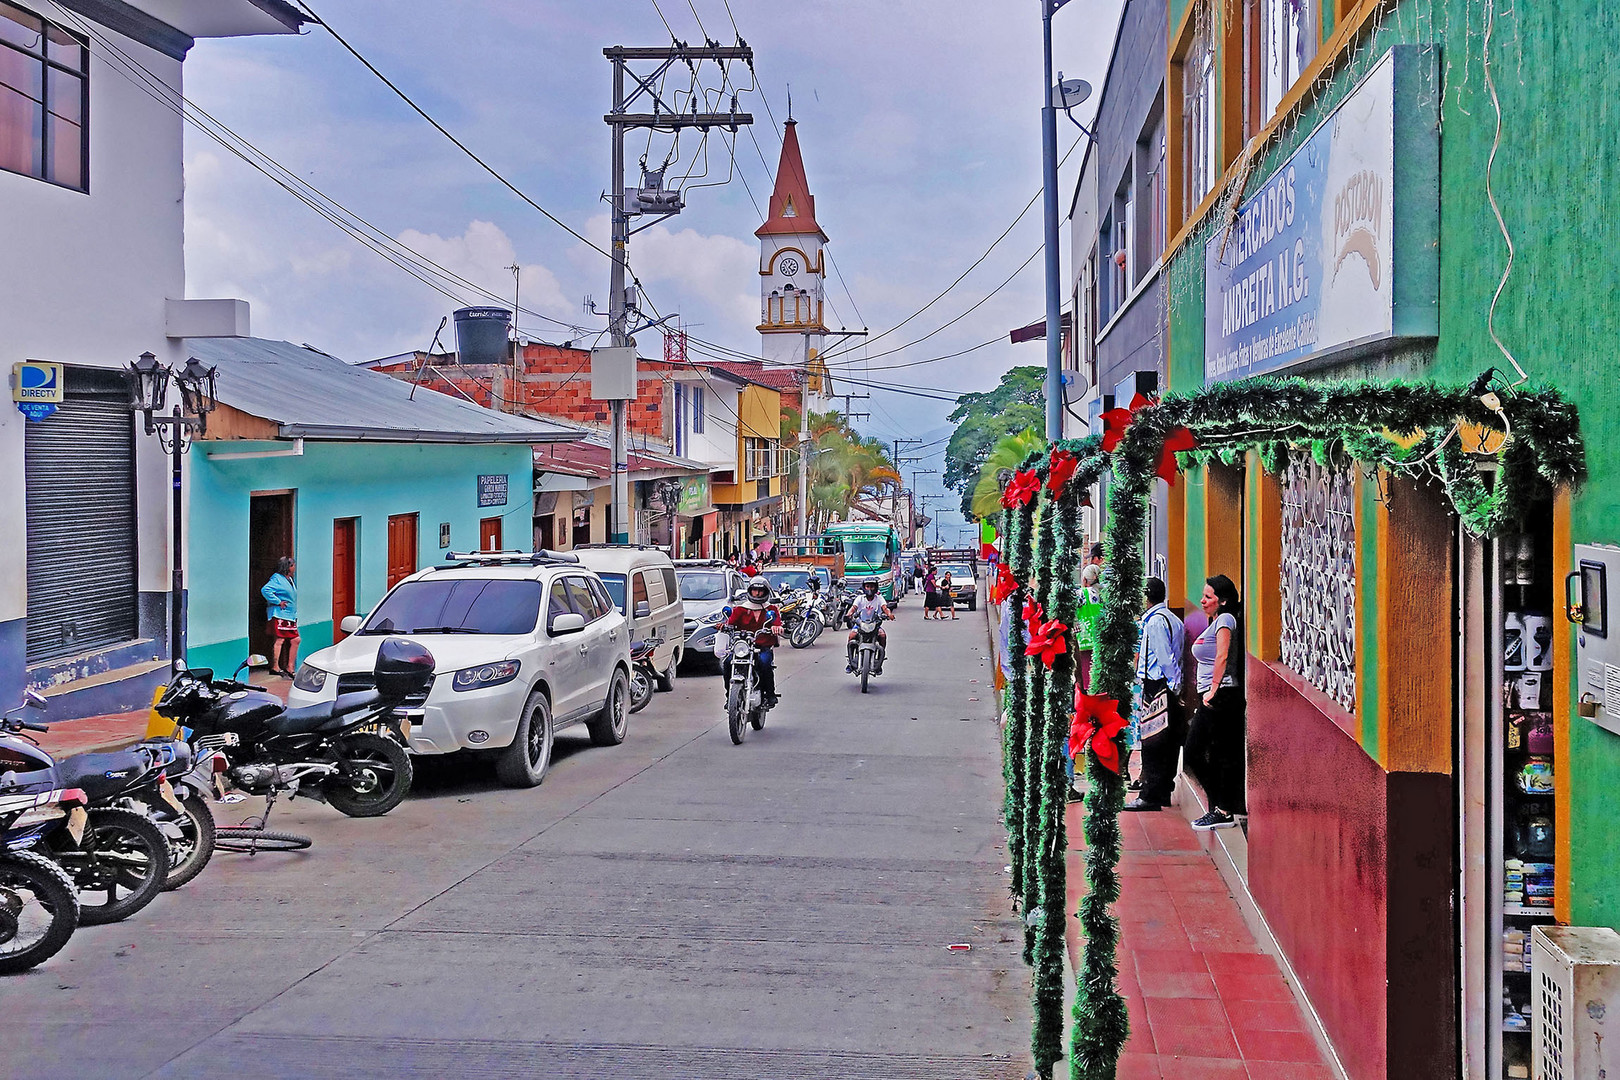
[994,378,1583,1080]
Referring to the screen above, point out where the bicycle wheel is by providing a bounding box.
[216,828,312,853]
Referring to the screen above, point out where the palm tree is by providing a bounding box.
[969,427,1046,519]
[804,414,900,528]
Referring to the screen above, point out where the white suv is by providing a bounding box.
[287,552,631,788]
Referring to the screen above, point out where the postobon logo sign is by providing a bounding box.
[13,361,63,421]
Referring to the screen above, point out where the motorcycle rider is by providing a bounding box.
[845,578,892,676]
[719,577,781,707]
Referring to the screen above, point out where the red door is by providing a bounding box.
[386,514,418,589]
[332,518,357,641]
[480,516,503,552]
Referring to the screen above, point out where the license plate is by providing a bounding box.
[67,806,88,845]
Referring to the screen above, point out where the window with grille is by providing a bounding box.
[1278,451,1357,712]
[0,0,87,190]
[1180,5,1218,216]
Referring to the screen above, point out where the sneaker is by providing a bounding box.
[1126,778,1143,792]
[1066,784,1084,803]
[1122,798,1166,812]
[1192,809,1238,830]
[845,662,856,673]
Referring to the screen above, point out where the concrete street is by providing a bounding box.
[2,601,1032,1079]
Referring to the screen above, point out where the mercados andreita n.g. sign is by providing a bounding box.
[1204,47,1438,383]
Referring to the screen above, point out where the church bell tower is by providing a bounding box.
[757,120,831,410]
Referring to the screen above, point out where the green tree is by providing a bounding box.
[968,428,1047,518]
[945,365,1044,518]
[805,412,900,529]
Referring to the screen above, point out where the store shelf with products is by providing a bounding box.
[1488,513,1560,1080]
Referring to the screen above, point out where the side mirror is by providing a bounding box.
[550,612,586,636]
[340,615,363,634]
[634,600,651,619]
[23,689,46,710]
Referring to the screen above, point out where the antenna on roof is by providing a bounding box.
[786,83,792,122]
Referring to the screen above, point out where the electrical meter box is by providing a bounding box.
[1571,543,1620,736]
[590,346,637,401]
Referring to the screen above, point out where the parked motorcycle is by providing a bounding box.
[0,697,86,974]
[850,613,887,694]
[2,693,174,925]
[153,638,432,824]
[779,589,825,649]
[629,636,663,714]
[725,630,774,744]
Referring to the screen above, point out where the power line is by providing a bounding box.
[295,0,615,263]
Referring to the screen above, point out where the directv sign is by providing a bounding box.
[12,361,62,421]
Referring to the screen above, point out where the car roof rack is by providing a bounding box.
[437,549,581,568]
[673,558,729,567]
[573,542,665,552]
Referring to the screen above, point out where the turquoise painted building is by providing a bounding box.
[182,337,579,675]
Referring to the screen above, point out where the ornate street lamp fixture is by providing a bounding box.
[127,353,220,671]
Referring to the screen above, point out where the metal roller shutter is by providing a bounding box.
[24,370,139,663]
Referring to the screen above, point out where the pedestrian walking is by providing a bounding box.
[1124,577,1185,812]
[1074,563,1103,692]
[922,563,941,620]
[1187,573,1246,830]
[940,570,958,619]
[261,556,299,677]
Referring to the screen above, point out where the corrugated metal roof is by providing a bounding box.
[185,337,584,444]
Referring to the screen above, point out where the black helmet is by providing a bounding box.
[862,579,879,594]
[746,578,771,601]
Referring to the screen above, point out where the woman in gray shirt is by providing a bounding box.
[1186,574,1245,830]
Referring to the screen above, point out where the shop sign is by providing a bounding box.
[676,475,710,515]
[477,474,509,508]
[12,360,62,422]
[1204,49,1430,383]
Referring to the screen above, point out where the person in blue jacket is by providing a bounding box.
[261,557,299,677]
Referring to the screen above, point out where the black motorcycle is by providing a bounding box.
[850,612,887,694]
[0,695,88,972]
[154,639,432,825]
[2,693,175,926]
[629,636,664,715]
[725,629,774,744]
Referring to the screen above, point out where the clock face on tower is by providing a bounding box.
[777,256,800,277]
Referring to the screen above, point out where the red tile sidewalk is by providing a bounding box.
[30,678,292,758]
[1065,793,1337,1080]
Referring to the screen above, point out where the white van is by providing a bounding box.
[571,545,684,689]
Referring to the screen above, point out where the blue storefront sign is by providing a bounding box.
[1204,49,1435,384]
[477,473,509,508]
[12,360,62,421]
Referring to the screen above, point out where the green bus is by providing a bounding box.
[822,521,902,602]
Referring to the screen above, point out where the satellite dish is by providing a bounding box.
[1052,77,1092,111]
[1062,372,1090,405]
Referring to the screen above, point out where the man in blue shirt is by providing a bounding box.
[1125,576,1186,811]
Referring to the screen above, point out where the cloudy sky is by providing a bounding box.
[182,0,1123,545]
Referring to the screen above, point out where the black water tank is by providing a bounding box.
[453,307,511,366]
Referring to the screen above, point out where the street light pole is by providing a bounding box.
[128,353,216,673]
[1040,0,1070,443]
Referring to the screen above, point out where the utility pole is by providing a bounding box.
[890,437,926,544]
[1040,0,1074,442]
[603,42,752,542]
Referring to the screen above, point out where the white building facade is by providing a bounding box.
[0,0,302,716]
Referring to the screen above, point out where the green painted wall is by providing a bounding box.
[185,441,533,675]
[1164,0,1620,924]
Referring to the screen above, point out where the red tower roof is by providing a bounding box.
[755,120,827,241]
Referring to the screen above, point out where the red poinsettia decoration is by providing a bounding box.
[1001,469,1041,508]
[1156,426,1199,485]
[1024,614,1070,668]
[1099,392,1152,453]
[991,563,1019,605]
[1046,448,1079,496]
[1069,691,1129,774]
[1022,597,1044,627]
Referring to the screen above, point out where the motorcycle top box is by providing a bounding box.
[374,637,435,701]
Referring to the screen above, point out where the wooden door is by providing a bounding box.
[386,513,418,589]
[332,518,357,641]
[248,492,295,657]
[536,515,555,552]
[480,516,503,552]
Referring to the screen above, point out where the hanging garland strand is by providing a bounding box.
[1001,497,1033,911]
[991,379,1581,1080]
